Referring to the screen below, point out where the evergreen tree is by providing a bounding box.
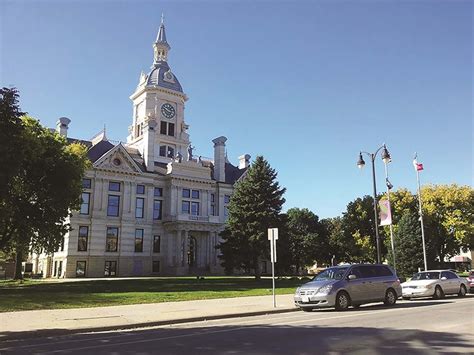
[218,156,286,278]
[0,88,25,202]
[395,211,424,278]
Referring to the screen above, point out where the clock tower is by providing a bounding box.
[127,17,190,170]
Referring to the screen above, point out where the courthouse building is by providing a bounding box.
[31,20,250,278]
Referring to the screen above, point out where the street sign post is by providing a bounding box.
[268,228,278,308]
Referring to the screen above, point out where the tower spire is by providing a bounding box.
[153,15,170,64]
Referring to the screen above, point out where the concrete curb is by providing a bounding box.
[0,307,299,341]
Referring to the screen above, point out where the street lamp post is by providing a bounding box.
[382,151,396,273]
[357,144,392,264]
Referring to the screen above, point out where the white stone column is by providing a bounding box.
[168,231,175,266]
[206,232,211,267]
[101,179,108,212]
[146,185,152,221]
[123,181,131,216]
[170,185,178,218]
[214,231,219,266]
[183,230,189,267]
[93,177,103,212]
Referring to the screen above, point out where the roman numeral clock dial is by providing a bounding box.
[161,103,176,119]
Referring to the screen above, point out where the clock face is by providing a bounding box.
[161,103,176,119]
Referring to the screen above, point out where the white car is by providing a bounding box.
[401,270,468,300]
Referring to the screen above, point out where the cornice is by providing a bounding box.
[130,86,188,102]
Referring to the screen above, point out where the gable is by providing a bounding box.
[93,144,143,175]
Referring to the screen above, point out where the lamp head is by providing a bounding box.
[381,145,391,164]
[357,152,365,169]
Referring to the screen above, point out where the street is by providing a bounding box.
[1,296,473,354]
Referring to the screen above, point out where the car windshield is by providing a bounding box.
[313,267,348,281]
[411,272,440,280]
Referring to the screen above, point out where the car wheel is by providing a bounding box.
[301,307,313,312]
[433,285,444,299]
[458,284,467,297]
[335,291,350,311]
[384,288,397,306]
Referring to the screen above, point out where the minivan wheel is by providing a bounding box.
[302,307,314,312]
[335,291,350,311]
[384,289,397,306]
[433,286,444,299]
[458,285,467,297]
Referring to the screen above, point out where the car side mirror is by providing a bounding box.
[398,277,406,283]
[441,277,447,281]
[348,274,356,280]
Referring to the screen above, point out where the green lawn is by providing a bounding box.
[0,277,309,312]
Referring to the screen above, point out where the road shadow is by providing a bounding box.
[1,322,472,354]
[306,295,474,313]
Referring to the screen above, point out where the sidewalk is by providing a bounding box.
[0,294,297,340]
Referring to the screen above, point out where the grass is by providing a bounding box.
[0,277,309,312]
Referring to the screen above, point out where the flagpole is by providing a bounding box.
[383,162,396,273]
[414,153,428,271]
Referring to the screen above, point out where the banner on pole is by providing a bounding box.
[379,200,392,226]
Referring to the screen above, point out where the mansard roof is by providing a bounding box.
[87,140,114,162]
[146,61,183,93]
[224,162,247,184]
[68,137,146,172]
[208,162,247,185]
[68,137,247,182]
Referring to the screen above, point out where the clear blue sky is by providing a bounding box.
[1,0,472,218]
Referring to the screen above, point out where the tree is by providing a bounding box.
[322,217,355,264]
[380,188,418,268]
[0,112,89,279]
[382,185,473,269]
[342,195,387,263]
[394,211,423,278]
[286,208,329,273]
[421,185,474,260]
[0,88,25,205]
[218,156,286,278]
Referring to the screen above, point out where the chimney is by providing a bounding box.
[238,154,251,169]
[212,136,227,182]
[56,117,71,137]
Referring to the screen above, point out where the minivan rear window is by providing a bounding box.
[377,266,393,277]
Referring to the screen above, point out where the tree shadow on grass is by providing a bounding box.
[0,277,302,294]
[0,278,302,312]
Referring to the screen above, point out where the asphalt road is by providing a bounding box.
[1,296,473,355]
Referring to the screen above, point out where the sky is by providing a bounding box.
[1,0,472,218]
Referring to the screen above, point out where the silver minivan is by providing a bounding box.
[294,264,402,311]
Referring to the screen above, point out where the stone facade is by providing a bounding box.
[31,20,249,278]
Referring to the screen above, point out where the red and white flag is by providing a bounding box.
[413,159,424,171]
